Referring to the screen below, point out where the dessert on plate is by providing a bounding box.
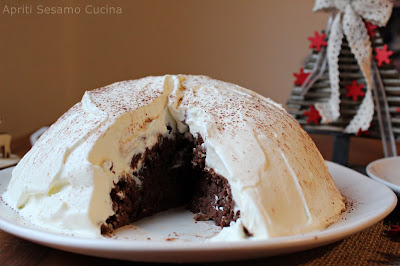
[3,75,345,240]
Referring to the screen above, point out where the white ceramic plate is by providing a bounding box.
[0,162,397,263]
[367,156,400,197]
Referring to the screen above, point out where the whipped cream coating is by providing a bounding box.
[3,75,345,239]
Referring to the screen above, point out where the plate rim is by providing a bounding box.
[366,156,400,192]
[0,161,397,261]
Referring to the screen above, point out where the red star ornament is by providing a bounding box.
[364,22,378,37]
[397,107,400,112]
[293,68,310,86]
[345,80,365,101]
[357,127,370,137]
[375,44,393,67]
[303,105,321,125]
[308,31,327,52]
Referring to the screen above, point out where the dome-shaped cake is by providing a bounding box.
[3,75,345,239]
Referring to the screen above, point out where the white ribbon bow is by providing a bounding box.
[313,0,392,133]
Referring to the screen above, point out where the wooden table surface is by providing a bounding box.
[0,133,399,265]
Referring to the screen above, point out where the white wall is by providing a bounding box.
[0,0,329,137]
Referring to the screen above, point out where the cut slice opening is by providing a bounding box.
[101,130,240,234]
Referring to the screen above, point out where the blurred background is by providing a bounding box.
[0,0,330,139]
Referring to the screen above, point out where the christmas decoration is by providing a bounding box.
[287,0,399,162]
[345,80,365,101]
[357,128,370,137]
[365,22,378,37]
[304,105,322,125]
[293,68,310,86]
[308,31,327,52]
[374,44,394,67]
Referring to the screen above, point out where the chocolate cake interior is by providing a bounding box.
[101,129,240,234]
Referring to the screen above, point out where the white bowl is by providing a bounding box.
[367,156,400,197]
